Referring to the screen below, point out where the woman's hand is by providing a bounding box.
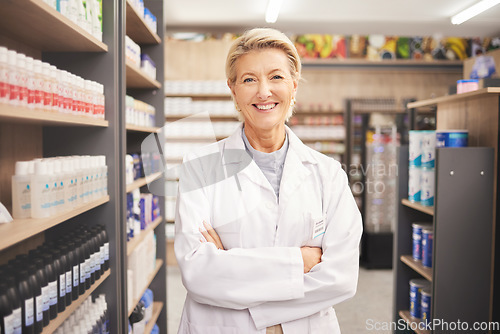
[200,221,225,250]
[300,246,322,273]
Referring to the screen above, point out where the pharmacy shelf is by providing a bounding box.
[42,269,110,334]
[400,255,433,282]
[407,88,500,108]
[401,199,434,216]
[144,302,164,334]
[292,110,344,116]
[398,310,431,334]
[126,124,161,133]
[300,138,345,143]
[126,60,162,89]
[127,216,164,256]
[165,136,228,142]
[126,172,162,193]
[0,0,107,52]
[165,115,238,121]
[128,259,163,317]
[0,104,109,127]
[165,93,232,98]
[125,0,161,45]
[0,196,109,251]
[302,58,462,71]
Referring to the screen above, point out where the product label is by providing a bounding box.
[48,281,57,306]
[0,70,8,100]
[43,79,52,108]
[105,242,109,261]
[66,270,72,294]
[100,245,105,265]
[85,258,91,279]
[3,313,14,334]
[35,295,43,322]
[18,72,27,105]
[52,83,59,109]
[25,298,34,326]
[12,307,21,334]
[73,265,79,287]
[59,274,66,297]
[80,262,86,284]
[41,285,50,312]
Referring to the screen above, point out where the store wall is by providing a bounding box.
[165,39,463,107]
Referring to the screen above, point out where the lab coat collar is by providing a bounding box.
[221,123,318,166]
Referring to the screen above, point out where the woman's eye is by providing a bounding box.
[272,75,283,80]
[243,78,254,83]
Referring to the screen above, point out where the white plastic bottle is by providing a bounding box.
[11,161,32,219]
[31,160,51,218]
[41,62,52,111]
[73,156,82,207]
[81,156,90,203]
[25,56,35,108]
[33,59,44,109]
[50,65,59,112]
[46,160,59,216]
[7,50,19,106]
[0,46,8,104]
[17,53,28,107]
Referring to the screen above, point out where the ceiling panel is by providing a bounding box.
[165,0,500,37]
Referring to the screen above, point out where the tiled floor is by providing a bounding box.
[167,265,393,333]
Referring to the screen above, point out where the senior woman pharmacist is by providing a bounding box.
[174,28,362,334]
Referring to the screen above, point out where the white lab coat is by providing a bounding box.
[174,124,362,334]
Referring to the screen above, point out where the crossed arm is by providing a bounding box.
[199,220,323,273]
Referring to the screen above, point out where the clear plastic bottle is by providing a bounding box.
[25,57,35,109]
[16,53,28,107]
[31,161,51,219]
[0,46,9,104]
[62,71,71,114]
[11,161,32,219]
[53,159,66,214]
[7,50,19,106]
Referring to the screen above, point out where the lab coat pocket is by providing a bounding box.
[302,213,326,248]
[309,307,341,333]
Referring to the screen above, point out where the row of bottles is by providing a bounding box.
[0,225,108,334]
[0,47,105,119]
[11,155,108,220]
[54,295,109,334]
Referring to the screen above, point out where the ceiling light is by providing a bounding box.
[451,0,500,25]
[265,0,284,23]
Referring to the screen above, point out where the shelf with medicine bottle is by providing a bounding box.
[0,0,121,333]
[124,0,166,332]
[393,89,500,333]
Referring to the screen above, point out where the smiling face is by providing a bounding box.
[228,48,298,138]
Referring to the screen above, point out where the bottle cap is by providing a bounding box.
[34,160,48,175]
[53,159,62,173]
[0,46,7,62]
[15,161,30,176]
[7,50,17,65]
[16,53,26,69]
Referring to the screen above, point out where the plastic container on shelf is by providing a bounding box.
[412,223,432,261]
[422,227,433,268]
[409,279,430,319]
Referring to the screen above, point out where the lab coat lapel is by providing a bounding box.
[221,124,274,193]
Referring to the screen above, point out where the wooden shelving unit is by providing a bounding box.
[0,104,109,127]
[127,216,164,256]
[401,199,434,216]
[398,310,431,334]
[0,196,109,251]
[126,172,162,193]
[126,60,162,89]
[400,255,433,282]
[407,87,500,108]
[42,270,111,334]
[125,0,161,45]
[165,93,232,98]
[144,302,164,334]
[301,58,463,71]
[128,259,164,316]
[125,1,166,331]
[0,0,107,52]
[126,124,161,133]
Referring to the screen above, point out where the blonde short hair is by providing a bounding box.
[226,28,301,121]
[226,28,301,84]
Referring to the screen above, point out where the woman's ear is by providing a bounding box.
[227,79,236,97]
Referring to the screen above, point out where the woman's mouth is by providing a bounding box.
[253,103,277,111]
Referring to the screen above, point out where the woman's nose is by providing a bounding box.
[257,81,272,100]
